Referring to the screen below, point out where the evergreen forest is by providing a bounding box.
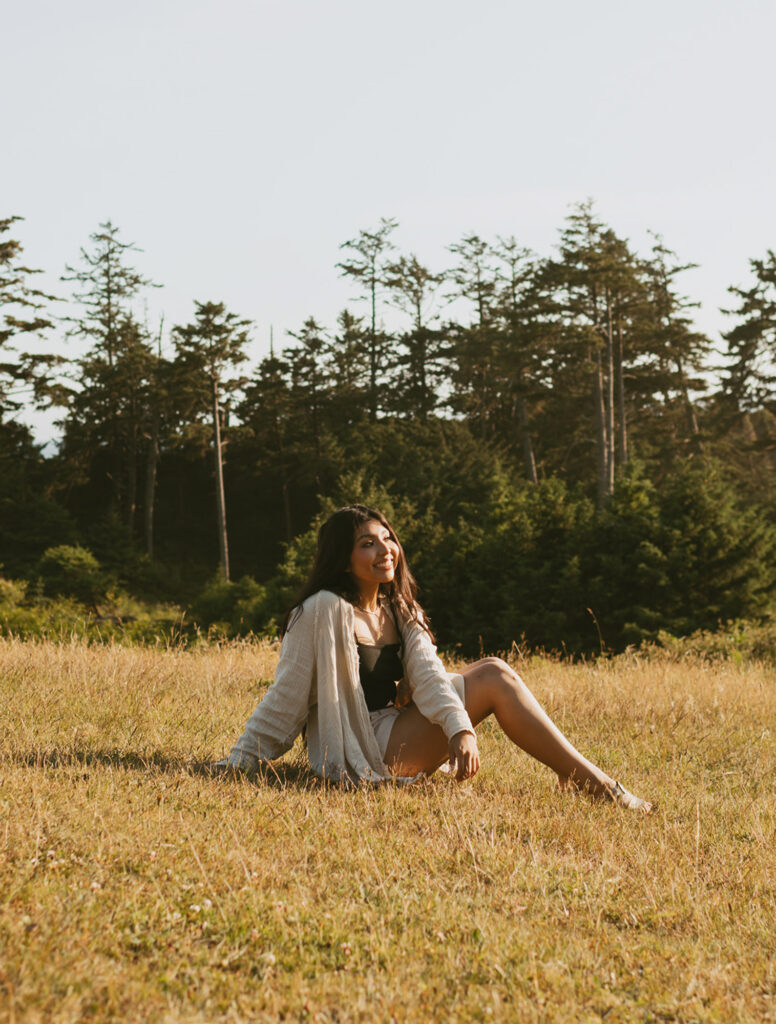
[2,205,776,656]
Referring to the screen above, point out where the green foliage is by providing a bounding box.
[3,209,776,658]
[61,222,162,533]
[262,457,776,658]
[588,461,776,649]
[655,461,776,631]
[0,494,79,575]
[418,477,596,655]
[35,545,110,605]
[722,249,776,411]
[0,570,186,644]
[650,614,776,663]
[0,216,61,418]
[190,574,276,638]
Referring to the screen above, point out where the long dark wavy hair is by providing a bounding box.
[282,505,433,639]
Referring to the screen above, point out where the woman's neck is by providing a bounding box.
[356,584,381,612]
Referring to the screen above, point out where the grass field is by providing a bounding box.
[1,637,774,1023]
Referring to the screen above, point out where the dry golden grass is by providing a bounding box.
[1,637,774,1023]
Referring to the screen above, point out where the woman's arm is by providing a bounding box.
[401,620,475,741]
[227,606,316,771]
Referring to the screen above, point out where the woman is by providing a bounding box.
[223,505,652,811]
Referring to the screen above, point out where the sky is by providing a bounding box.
[5,0,776,442]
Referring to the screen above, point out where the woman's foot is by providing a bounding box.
[558,774,653,813]
[606,780,653,814]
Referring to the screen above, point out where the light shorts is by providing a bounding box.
[369,672,467,761]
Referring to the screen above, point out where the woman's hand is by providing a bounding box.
[448,730,480,782]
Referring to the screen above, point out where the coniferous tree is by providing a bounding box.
[640,237,710,457]
[722,250,776,413]
[238,344,296,542]
[172,301,251,580]
[63,222,157,369]
[61,222,159,529]
[492,236,545,483]
[325,309,370,427]
[0,216,62,420]
[64,314,159,533]
[383,254,447,419]
[445,235,501,438]
[141,323,181,560]
[284,317,335,489]
[337,218,398,422]
[545,202,645,501]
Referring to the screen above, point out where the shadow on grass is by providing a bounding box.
[9,746,321,790]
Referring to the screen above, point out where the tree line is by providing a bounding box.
[1,206,775,654]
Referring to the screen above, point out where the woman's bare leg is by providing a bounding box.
[384,657,615,795]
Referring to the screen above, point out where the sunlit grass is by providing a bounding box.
[1,638,774,1022]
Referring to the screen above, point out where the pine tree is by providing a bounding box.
[285,317,333,487]
[238,343,297,542]
[61,222,159,529]
[172,301,251,580]
[325,309,370,426]
[383,254,447,419]
[722,250,776,412]
[445,235,501,438]
[546,202,645,501]
[492,236,544,483]
[337,218,398,422]
[640,237,710,455]
[0,216,62,420]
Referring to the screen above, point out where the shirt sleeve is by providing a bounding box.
[402,619,475,741]
[227,606,316,770]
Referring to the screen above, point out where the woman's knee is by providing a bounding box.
[484,657,519,682]
[468,657,523,695]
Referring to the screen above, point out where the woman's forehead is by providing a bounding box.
[354,519,390,539]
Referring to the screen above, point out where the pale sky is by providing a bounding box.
[5,0,775,441]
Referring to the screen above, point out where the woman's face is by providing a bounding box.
[348,519,400,591]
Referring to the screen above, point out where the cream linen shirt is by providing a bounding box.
[227,589,474,783]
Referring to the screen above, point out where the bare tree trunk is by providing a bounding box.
[675,355,703,454]
[281,477,293,543]
[749,410,776,471]
[514,373,538,483]
[275,422,293,543]
[369,272,378,424]
[417,318,428,421]
[212,379,230,581]
[615,322,628,466]
[144,415,159,559]
[126,425,137,533]
[605,291,615,492]
[593,348,609,504]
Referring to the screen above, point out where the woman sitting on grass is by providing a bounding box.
[222,504,652,811]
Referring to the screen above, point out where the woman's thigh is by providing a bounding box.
[382,702,450,776]
[382,660,494,776]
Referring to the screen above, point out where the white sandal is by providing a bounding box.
[608,780,653,814]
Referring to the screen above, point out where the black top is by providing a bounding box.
[357,642,403,711]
